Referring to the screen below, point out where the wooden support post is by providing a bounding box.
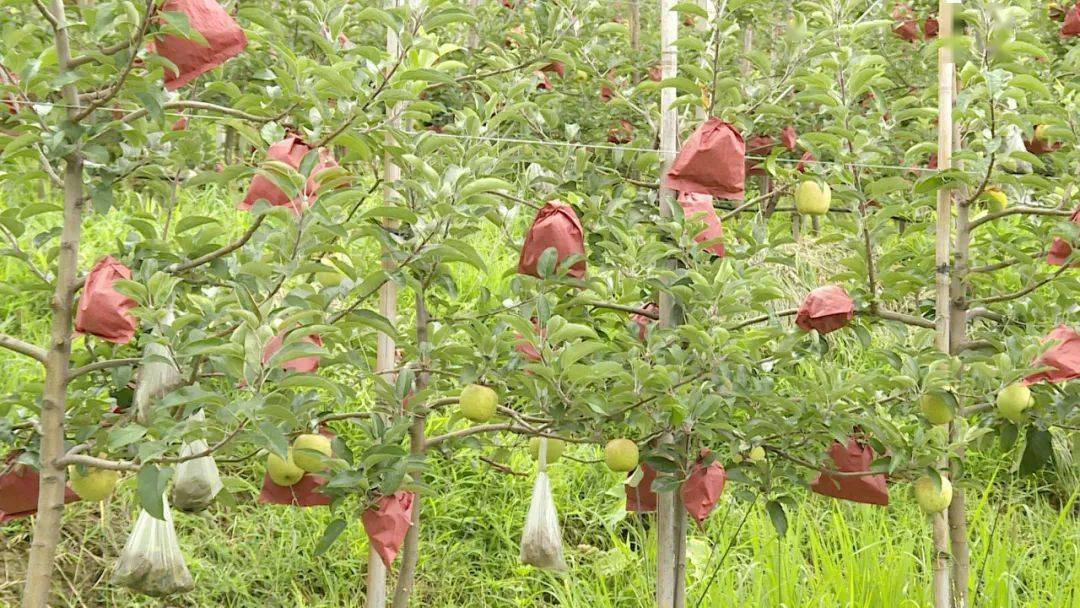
[630,0,641,51]
[931,2,955,608]
[367,1,405,606]
[657,0,679,606]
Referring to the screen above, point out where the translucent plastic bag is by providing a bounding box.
[519,438,567,571]
[133,342,182,425]
[112,495,194,597]
[171,410,223,512]
[1001,123,1033,174]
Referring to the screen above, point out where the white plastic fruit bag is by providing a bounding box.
[111,494,194,596]
[133,341,182,425]
[171,410,223,512]
[519,437,567,571]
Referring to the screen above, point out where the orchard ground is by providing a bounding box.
[1,189,1076,608]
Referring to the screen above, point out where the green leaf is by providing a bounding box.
[766,500,788,537]
[136,464,173,520]
[314,518,348,556]
[458,177,515,199]
[1019,428,1052,476]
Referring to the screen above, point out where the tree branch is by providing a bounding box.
[67,357,141,381]
[166,215,266,274]
[0,333,47,363]
[967,206,1074,231]
[121,100,274,125]
[31,0,58,28]
[861,309,935,329]
[586,301,658,319]
[56,422,246,471]
[726,308,799,331]
[973,263,1071,304]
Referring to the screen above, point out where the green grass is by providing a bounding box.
[2,189,1078,607]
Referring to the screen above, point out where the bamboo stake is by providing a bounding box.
[931,3,955,608]
[630,0,641,51]
[657,0,679,605]
[367,2,406,605]
[22,2,83,607]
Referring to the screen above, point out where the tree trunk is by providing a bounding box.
[23,4,83,607]
[947,89,971,608]
[391,288,429,608]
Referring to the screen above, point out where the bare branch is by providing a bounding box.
[31,0,58,28]
[0,333,47,363]
[68,39,136,69]
[73,0,154,121]
[166,215,266,274]
[425,423,516,447]
[973,263,1071,304]
[56,423,246,471]
[861,309,935,329]
[67,358,140,381]
[121,100,274,125]
[585,301,658,319]
[477,455,527,476]
[726,308,799,331]
[490,190,541,211]
[967,206,1074,231]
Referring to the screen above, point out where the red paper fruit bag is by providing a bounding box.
[1,459,80,522]
[796,149,815,173]
[518,201,586,279]
[665,119,746,200]
[1047,238,1074,266]
[1063,4,1080,37]
[631,302,659,341]
[534,70,552,91]
[810,439,888,506]
[795,286,855,335]
[541,61,566,78]
[362,491,416,567]
[240,135,338,214]
[746,135,775,176]
[75,256,138,344]
[1047,208,1080,266]
[680,450,726,524]
[262,331,323,373]
[891,5,920,42]
[923,17,939,39]
[678,192,725,257]
[1024,325,1080,384]
[154,0,248,90]
[625,464,657,513]
[780,125,797,152]
[258,472,331,507]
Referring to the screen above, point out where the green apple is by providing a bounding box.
[919,392,955,425]
[267,450,305,486]
[984,188,1008,213]
[795,180,831,216]
[575,69,588,82]
[529,437,566,463]
[1034,124,1050,141]
[747,446,766,462]
[459,384,498,423]
[913,474,952,514]
[292,433,333,473]
[996,383,1033,423]
[68,464,120,501]
[604,438,639,472]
